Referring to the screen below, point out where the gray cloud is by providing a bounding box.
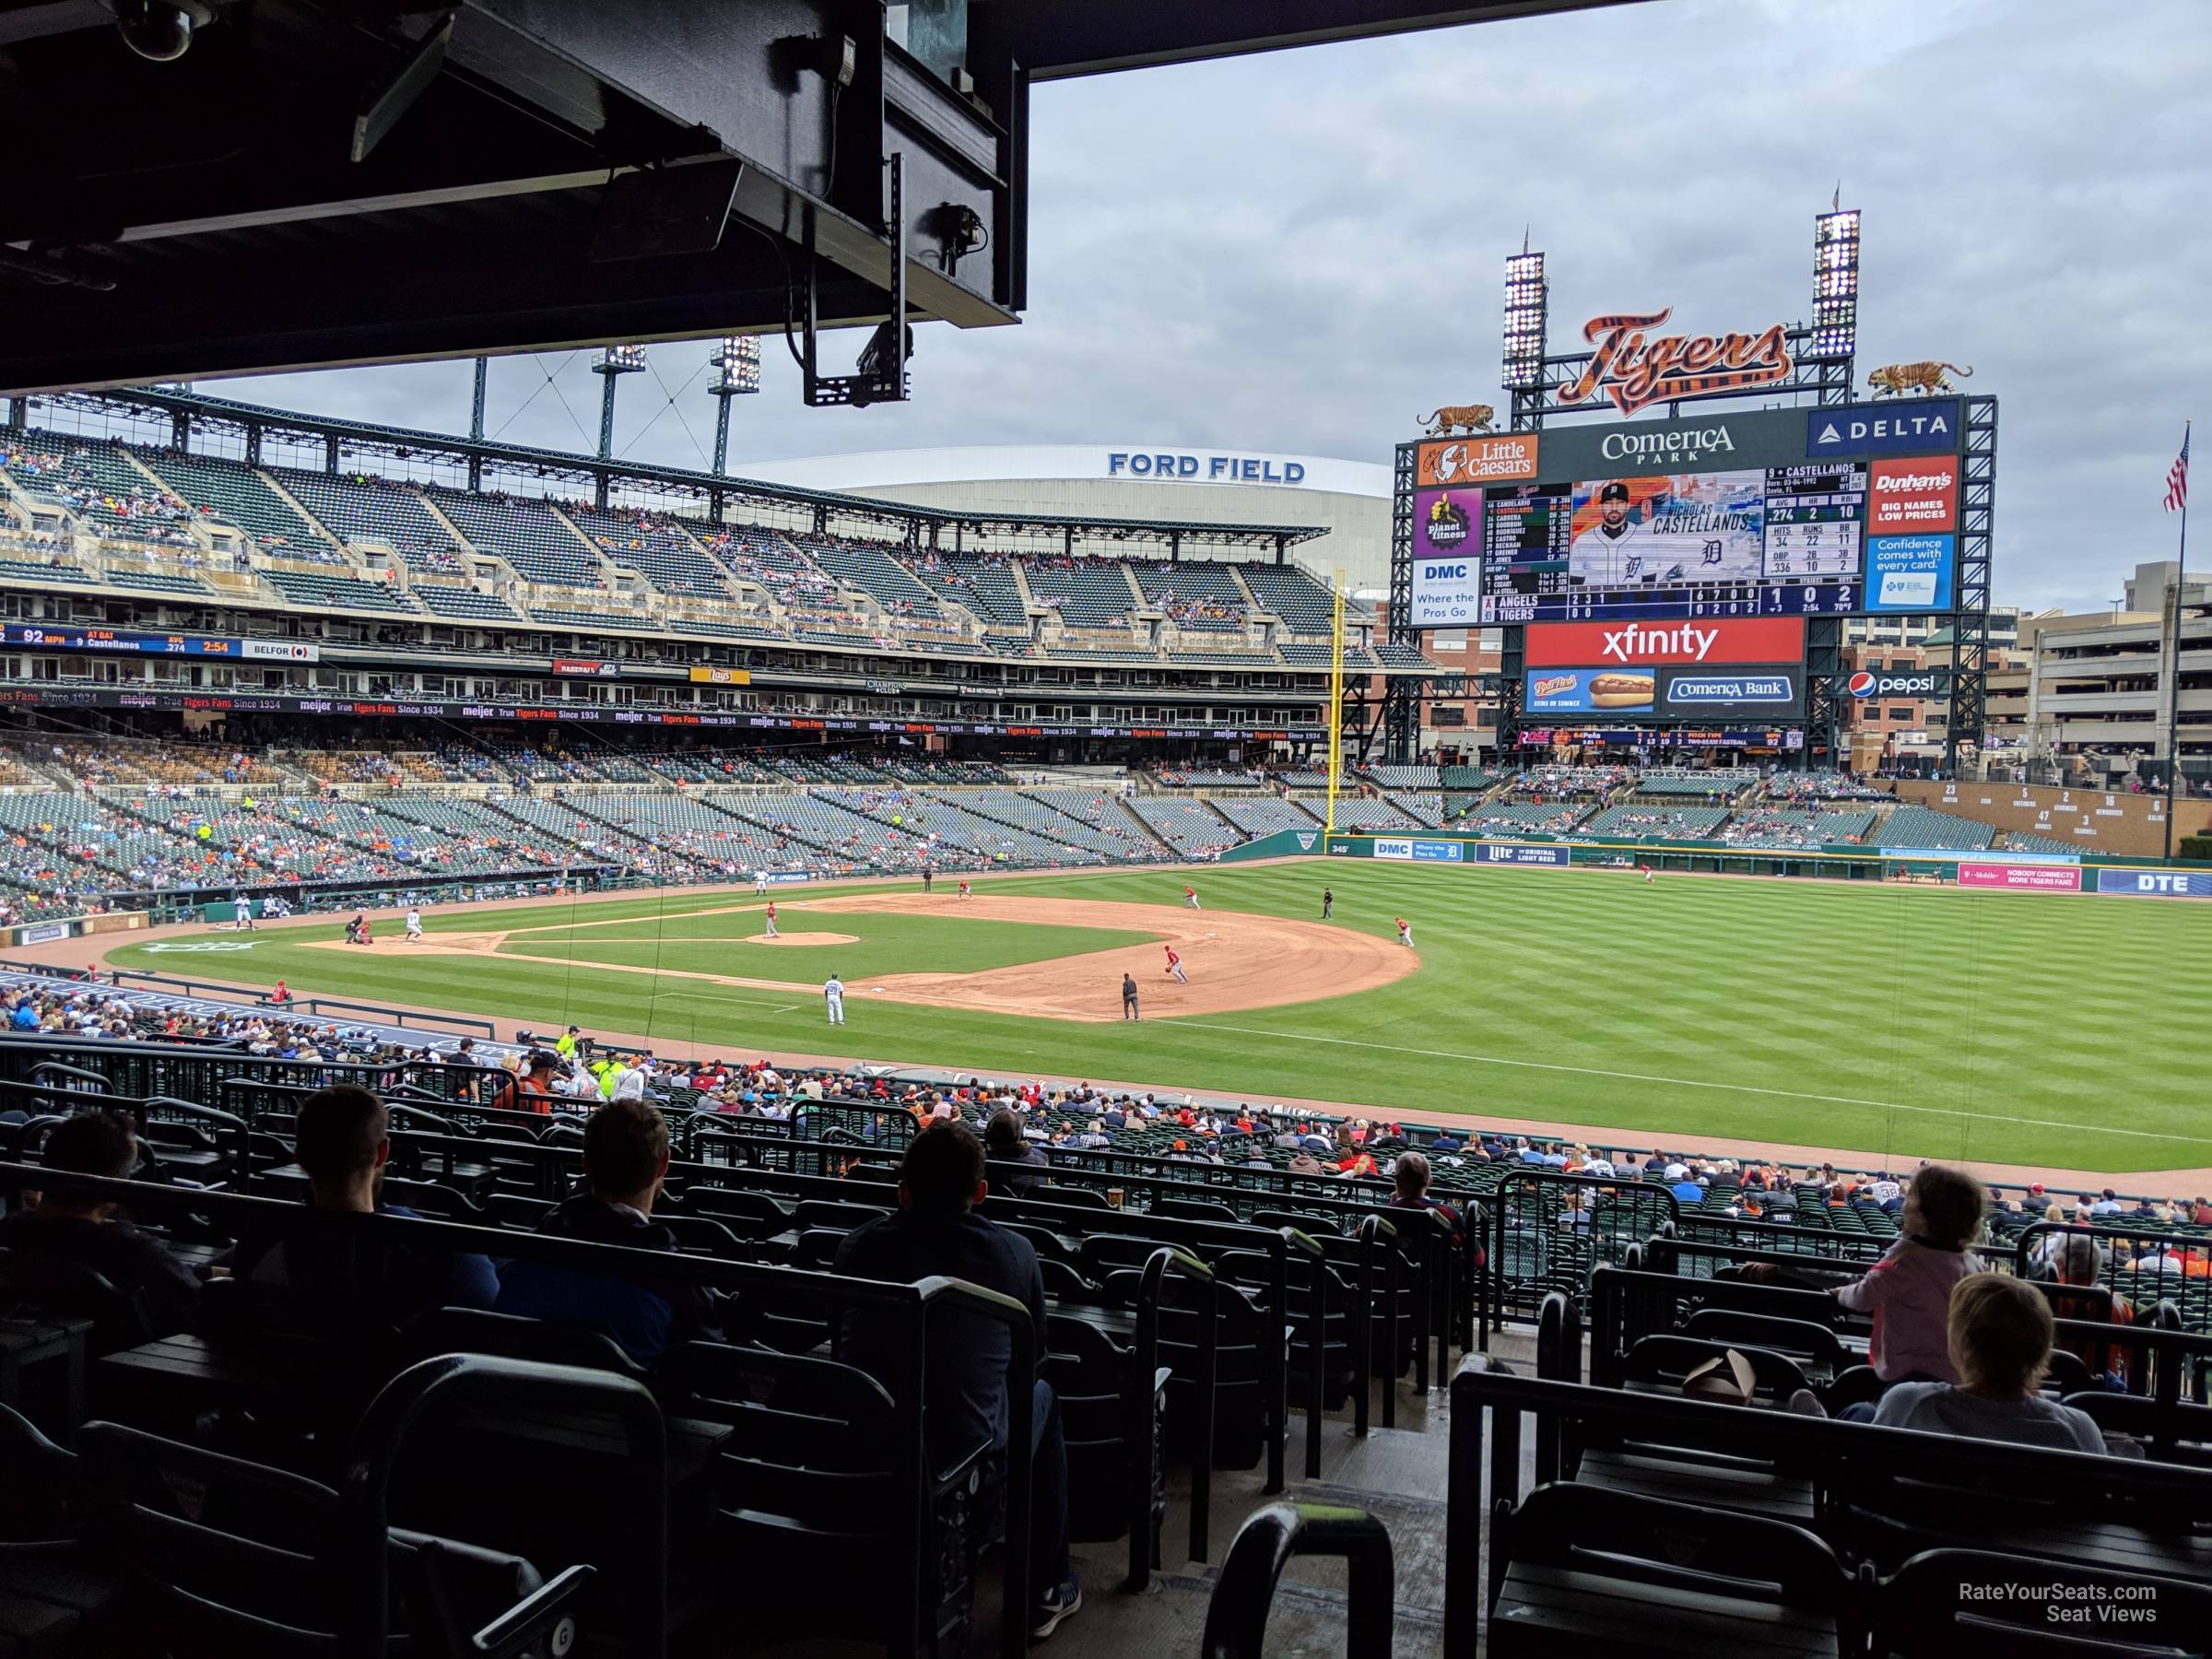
[230,0,2211,614]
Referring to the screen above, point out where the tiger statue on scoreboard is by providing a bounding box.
[1418,404,1496,435]
[1867,361,1973,396]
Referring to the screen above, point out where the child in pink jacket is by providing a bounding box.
[1833,1164,1987,1383]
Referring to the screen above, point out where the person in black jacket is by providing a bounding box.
[982,1109,1048,1198]
[834,1124,1079,1641]
[495,1099,719,1366]
[0,1109,199,1340]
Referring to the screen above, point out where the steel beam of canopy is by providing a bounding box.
[973,0,1645,79]
[0,0,1016,391]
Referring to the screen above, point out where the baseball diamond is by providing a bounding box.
[91,857,2212,1176]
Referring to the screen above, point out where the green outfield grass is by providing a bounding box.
[109,864,2212,1173]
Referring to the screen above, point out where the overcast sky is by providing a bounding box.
[227,0,2209,617]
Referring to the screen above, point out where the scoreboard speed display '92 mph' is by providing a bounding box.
[1407,402,1964,627]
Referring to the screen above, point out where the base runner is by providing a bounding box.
[1164,943,1188,984]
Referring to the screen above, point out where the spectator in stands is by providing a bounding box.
[2040,1233,2135,1389]
[2090,1188,2124,1218]
[984,1109,1049,1197]
[1747,1162,1984,1392]
[231,1085,498,1326]
[1384,1150,1482,1264]
[0,1109,199,1338]
[1868,1275,2105,1453]
[832,1124,1079,1641]
[494,1099,719,1366]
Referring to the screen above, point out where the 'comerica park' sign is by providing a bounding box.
[0,686,1312,742]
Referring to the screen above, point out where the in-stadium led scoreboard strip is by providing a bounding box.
[1408,401,1967,626]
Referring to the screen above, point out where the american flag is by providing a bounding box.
[2166,423,2191,512]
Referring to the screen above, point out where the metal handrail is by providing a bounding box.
[1200,1501,1395,1659]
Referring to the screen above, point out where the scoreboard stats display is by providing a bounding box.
[1407,403,1965,626]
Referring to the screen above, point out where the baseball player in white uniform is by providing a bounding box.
[754,870,769,895]
[405,906,423,943]
[1568,481,1653,588]
[824,972,845,1026]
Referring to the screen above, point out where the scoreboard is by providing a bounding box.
[1406,405,1967,628]
[1477,462,1868,622]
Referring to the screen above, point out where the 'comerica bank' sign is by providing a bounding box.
[1107,451,1309,485]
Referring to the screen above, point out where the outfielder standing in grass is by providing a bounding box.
[1164,943,1188,984]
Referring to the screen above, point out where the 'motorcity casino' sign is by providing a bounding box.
[1555,308,1794,418]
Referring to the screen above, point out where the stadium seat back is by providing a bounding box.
[408,1307,649,1380]
[0,1247,155,1357]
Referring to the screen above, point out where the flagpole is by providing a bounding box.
[2165,419,2190,861]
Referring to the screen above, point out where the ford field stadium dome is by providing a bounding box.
[743,445,1393,594]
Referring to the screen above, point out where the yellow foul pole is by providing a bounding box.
[1326,568,1346,839]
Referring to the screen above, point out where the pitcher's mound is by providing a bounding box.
[742,931,859,946]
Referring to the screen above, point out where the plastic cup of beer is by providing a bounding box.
[1107,1187,1125,1209]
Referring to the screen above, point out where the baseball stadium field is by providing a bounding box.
[102,860,2212,1174]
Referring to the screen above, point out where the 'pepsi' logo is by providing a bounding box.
[1847,671,1877,698]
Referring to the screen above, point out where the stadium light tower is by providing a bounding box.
[1809,206,1860,363]
[708,335,761,476]
[1502,247,1547,426]
[591,343,647,463]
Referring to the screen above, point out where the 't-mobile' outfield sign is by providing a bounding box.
[1958,862,2084,892]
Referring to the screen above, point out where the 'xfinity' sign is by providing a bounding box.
[1107,451,1308,484]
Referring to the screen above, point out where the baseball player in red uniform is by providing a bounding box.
[1164,943,1188,983]
[1637,862,1655,885]
[1182,884,1201,910]
[764,900,780,939]
[959,878,972,901]
[1395,916,1414,947]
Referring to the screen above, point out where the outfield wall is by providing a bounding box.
[1282,828,2212,896]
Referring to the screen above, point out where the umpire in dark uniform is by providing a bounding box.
[1122,972,1139,1020]
[1322,887,1334,920]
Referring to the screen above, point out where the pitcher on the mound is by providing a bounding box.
[1395,916,1415,947]
[764,900,780,940]
[1164,943,1188,984]
[1182,884,1201,910]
